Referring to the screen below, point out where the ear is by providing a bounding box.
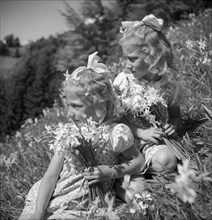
[95,100,106,122]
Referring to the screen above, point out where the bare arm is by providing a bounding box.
[29,152,64,219]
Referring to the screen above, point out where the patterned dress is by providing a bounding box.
[19,122,134,220]
[113,71,185,172]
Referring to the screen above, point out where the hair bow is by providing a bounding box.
[120,14,164,35]
[70,51,109,81]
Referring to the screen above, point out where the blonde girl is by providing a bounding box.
[19,52,145,220]
[114,15,186,175]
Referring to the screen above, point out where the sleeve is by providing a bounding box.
[168,83,185,107]
[110,123,134,153]
[113,72,129,95]
[163,82,185,107]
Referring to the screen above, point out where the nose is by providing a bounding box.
[67,108,75,118]
[126,60,133,69]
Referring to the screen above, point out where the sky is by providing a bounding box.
[0,0,84,45]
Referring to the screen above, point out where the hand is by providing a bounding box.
[84,165,115,185]
[163,123,176,137]
[137,127,164,144]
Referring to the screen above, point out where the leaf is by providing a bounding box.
[201,104,212,121]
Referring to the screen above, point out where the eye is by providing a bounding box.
[127,57,138,62]
[140,46,148,54]
[71,104,81,108]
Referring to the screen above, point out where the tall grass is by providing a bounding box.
[0,9,212,220]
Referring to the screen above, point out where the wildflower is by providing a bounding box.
[118,82,167,126]
[167,160,197,203]
[197,37,207,51]
[105,193,120,220]
[122,175,134,200]
[186,39,196,49]
[133,192,154,215]
[45,118,112,207]
[84,18,96,25]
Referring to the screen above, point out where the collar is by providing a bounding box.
[140,74,168,89]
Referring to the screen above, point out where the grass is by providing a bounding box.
[0,9,212,220]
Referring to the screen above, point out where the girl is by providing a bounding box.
[114,14,187,175]
[19,52,145,220]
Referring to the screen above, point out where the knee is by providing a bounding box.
[151,149,177,173]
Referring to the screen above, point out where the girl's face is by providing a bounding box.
[66,92,105,124]
[123,44,153,81]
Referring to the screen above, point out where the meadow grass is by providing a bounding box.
[0,9,212,220]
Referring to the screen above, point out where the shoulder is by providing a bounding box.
[110,123,134,153]
[113,72,130,86]
[113,72,132,94]
[163,80,185,107]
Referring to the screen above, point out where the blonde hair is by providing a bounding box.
[62,68,118,121]
[119,23,174,75]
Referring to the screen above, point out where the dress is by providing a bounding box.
[113,71,185,172]
[19,122,134,220]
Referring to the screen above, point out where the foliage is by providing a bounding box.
[117,0,211,23]
[56,0,121,72]
[0,36,64,140]
[3,34,20,48]
[166,8,212,120]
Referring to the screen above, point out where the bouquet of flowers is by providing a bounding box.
[45,117,112,207]
[118,82,189,161]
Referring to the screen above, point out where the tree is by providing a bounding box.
[56,0,121,71]
[0,40,9,55]
[4,34,21,48]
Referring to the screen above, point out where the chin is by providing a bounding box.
[132,74,142,80]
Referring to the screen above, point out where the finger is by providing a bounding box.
[154,129,164,135]
[164,127,173,134]
[84,174,99,180]
[150,137,159,144]
[153,133,162,140]
[167,129,175,136]
[163,124,170,130]
[88,179,100,185]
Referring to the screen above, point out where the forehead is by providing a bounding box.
[123,45,141,57]
[65,91,83,104]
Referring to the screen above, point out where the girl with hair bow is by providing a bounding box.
[114,14,188,175]
[19,52,145,220]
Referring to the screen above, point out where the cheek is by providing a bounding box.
[137,57,149,69]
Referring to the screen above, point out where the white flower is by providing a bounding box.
[122,175,134,200]
[186,39,196,49]
[84,18,96,25]
[167,160,197,203]
[197,37,207,51]
[117,81,167,126]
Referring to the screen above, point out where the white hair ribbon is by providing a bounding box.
[70,51,109,81]
[120,14,164,35]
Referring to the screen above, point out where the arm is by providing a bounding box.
[123,120,164,144]
[164,106,183,136]
[29,152,64,220]
[84,145,144,185]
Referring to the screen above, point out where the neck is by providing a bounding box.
[141,72,162,83]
